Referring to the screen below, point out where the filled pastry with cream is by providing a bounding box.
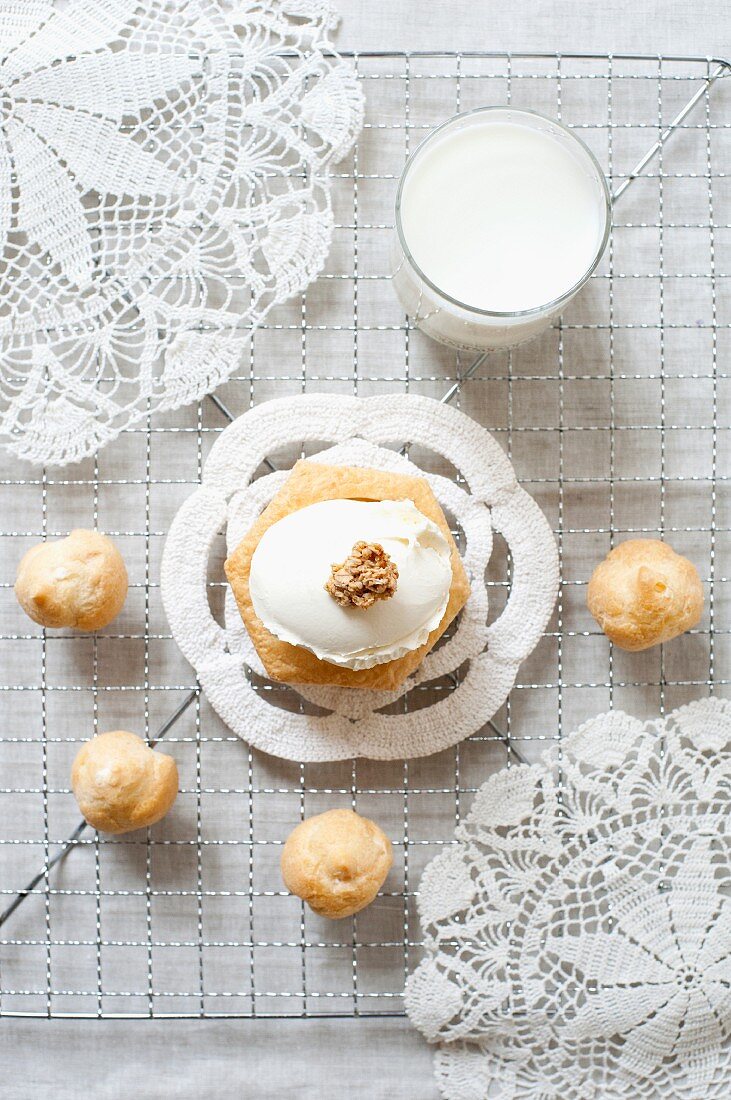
[225,460,470,690]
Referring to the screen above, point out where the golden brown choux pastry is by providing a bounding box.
[281,808,393,919]
[71,731,178,834]
[587,539,703,651]
[15,529,128,631]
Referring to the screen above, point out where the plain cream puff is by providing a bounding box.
[15,529,128,631]
[71,731,178,834]
[281,808,393,919]
[587,539,703,651]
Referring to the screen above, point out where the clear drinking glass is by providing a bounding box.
[391,106,612,351]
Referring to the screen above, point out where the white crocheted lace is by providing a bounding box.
[161,393,558,761]
[0,0,363,465]
[405,696,731,1100]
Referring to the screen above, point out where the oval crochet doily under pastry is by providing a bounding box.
[0,0,363,465]
[405,696,731,1100]
[161,393,558,761]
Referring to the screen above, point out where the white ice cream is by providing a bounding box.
[249,498,453,670]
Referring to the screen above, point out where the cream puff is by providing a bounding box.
[71,731,178,834]
[15,529,128,631]
[587,539,703,651]
[281,808,393,919]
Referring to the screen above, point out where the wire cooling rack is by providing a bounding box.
[0,52,729,1019]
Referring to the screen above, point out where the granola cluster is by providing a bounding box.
[325,541,398,609]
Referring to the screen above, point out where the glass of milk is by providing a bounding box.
[392,107,611,351]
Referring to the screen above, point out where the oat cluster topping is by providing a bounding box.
[325,541,398,609]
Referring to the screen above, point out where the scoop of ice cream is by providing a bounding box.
[248,498,453,670]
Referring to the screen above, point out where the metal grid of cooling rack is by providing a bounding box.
[0,52,729,1019]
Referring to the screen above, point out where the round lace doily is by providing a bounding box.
[0,0,363,465]
[405,696,731,1100]
[161,393,558,761]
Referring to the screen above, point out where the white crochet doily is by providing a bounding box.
[0,0,362,465]
[161,393,558,761]
[405,696,731,1100]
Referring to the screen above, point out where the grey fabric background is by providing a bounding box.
[2,2,729,1098]
[336,0,727,56]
